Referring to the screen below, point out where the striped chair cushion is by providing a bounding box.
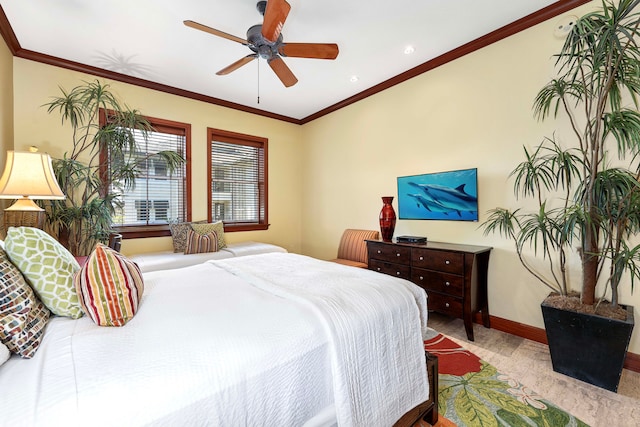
[336,229,380,265]
[184,229,219,255]
[74,244,144,327]
[0,249,50,358]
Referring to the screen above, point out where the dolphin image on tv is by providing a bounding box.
[407,193,458,216]
[408,181,477,215]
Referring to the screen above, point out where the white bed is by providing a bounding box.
[0,252,429,427]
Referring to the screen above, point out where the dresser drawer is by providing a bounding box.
[369,259,411,280]
[427,292,463,317]
[368,242,411,265]
[411,268,464,296]
[412,249,464,274]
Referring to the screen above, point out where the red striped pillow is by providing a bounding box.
[184,229,219,254]
[74,244,144,327]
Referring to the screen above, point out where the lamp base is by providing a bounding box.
[4,198,44,211]
[3,210,45,230]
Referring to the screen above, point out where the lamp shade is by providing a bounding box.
[0,151,65,201]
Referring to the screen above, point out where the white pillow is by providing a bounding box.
[0,341,10,366]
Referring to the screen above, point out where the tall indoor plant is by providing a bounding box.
[43,80,183,256]
[482,0,639,391]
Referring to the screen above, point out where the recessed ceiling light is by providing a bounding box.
[404,45,415,55]
[350,75,359,83]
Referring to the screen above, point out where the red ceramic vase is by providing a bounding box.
[379,196,396,242]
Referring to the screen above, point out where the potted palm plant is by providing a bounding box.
[482,0,639,392]
[43,80,184,256]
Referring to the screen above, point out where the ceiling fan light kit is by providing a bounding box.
[184,0,339,88]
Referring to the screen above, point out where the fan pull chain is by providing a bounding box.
[257,58,260,104]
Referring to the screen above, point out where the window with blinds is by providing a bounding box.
[208,128,268,231]
[107,116,190,229]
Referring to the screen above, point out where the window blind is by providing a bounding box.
[209,139,265,226]
[111,127,187,226]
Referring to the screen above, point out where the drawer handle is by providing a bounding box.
[445,281,450,286]
[445,260,450,265]
[377,250,381,254]
[419,256,424,261]
[377,267,381,271]
[419,276,424,281]
[396,253,401,257]
[396,271,401,276]
[445,302,450,308]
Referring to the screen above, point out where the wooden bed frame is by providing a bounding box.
[394,351,439,427]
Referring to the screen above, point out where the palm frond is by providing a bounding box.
[43,79,185,255]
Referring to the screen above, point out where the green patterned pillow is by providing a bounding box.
[5,227,83,319]
[191,221,227,249]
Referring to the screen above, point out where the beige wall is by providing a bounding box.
[0,35,12,195]
[11,59,304,255]
[299,4,640,354]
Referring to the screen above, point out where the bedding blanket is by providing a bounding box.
[212,253,430,426]
[0,252,428,427]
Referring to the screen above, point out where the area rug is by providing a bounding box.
[423,334,589,427]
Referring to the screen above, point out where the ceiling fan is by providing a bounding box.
[184,0,339,88]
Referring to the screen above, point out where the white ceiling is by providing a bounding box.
[1,0,576,121]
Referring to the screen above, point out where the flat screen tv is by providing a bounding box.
[397,168,478,221]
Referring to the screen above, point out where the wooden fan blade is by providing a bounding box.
[184,20,247,45]
[261,0,291,43]
[268,57,298,87]
[279,43,339,60]
[216,55,258,75]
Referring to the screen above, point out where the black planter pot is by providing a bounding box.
[541,299,634,392]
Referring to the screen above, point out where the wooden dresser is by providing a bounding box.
[367,240,492,341]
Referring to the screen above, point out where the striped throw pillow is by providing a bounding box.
[184,229,219,255]
[191,221,226,249]
[168,220,207,253]
[74,244,144,327]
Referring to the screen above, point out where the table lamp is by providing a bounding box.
[0,150,66,230]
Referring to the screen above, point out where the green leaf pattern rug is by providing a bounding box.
[424,334,589,427]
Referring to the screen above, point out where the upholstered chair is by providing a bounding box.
[330,229,380,268]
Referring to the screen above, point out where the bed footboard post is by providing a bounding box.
[393,351,438,426]
[423,351,438,425]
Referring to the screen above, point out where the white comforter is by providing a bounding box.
[0,253,428,427]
